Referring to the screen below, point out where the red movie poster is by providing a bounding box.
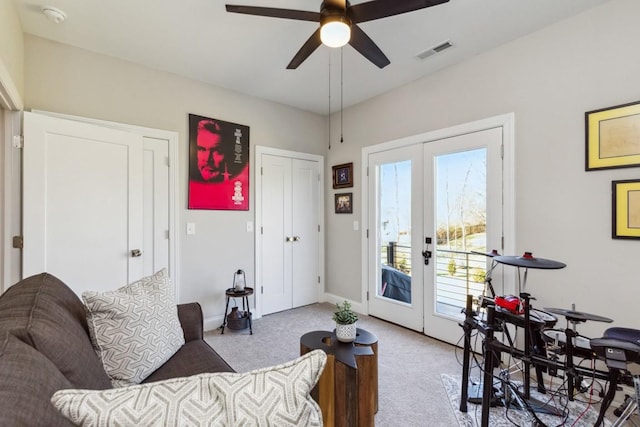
[188,114,250,210]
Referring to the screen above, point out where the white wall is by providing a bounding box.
[14,0,640,338]
[22,35,326,325]
[0,0,24,106]
[0,0,23,292]
[325,0,640,337]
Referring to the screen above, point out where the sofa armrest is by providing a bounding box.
[177,303,204,342]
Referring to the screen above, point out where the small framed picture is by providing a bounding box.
[586,101,640,171]
[332,162,353,189]
[612,179,640,239]
[335,192,353,214]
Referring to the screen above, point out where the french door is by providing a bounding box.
[423,127,504,342]
[366,119,510,344]
[367,144,424,331]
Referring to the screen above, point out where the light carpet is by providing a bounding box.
[205,302,463,426]
[441,374,611,427]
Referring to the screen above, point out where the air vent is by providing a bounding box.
[416,40,453,60]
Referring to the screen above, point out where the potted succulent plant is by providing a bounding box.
[333,301,358,342]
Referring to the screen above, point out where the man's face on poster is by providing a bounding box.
[197,122,225,182]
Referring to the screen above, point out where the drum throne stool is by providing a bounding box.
[591,327,640,426]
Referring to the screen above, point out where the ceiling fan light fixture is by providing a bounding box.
[320,16,351,48]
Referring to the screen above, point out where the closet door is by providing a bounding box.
[258,149,321,316]
[22,112,174,296]
[260,153,293,314]
[23,112,143,291]
[291,158,319,307]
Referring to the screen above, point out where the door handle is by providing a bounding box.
[131,249,142,257]
[422,237,432,265]
[293,236,300,242]
[285,236,292,242]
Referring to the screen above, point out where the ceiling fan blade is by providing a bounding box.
[348,0,449,24]
[349,25,390,69]
[226,5,320,22]
[287,28,322,69]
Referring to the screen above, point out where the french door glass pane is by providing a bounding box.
[434,148,487,318]
[379,160,412,304]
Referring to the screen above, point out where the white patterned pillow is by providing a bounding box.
[82,268,185,387]
[52,349,326,427]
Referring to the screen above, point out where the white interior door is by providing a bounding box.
[367,144,424,331]
[423,127,504,343]
[22,112,166,295]
[142,137,169,277]
[258,148,322,316]
[291,158,320,307]
[260,153,293,314]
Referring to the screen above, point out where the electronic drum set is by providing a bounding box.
[459,251,639,427]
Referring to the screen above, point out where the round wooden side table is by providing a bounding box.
[300,328,378,427]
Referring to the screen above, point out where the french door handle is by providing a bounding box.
[131,249,142,257]
[293,236,300,242]
[285,236,293,242]
[422,237,432,265]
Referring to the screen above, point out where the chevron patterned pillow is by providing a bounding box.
[82,268,185,387]
[52,349,326,427]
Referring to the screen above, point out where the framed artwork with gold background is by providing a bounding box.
[612,179,640,239]
[586,101,640,170]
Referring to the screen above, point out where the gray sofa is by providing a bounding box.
[0,273,234,426]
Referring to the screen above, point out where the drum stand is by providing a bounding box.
[459,295,563,427]
[609,381,639,427]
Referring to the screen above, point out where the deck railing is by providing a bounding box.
[382,244,487,308]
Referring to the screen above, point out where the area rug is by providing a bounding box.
[441,374,611,427]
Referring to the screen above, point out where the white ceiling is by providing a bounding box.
[12,0,610,115]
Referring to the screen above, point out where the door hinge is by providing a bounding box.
[261,286,263,294]
[366,291,369,301]
[500,143,504,159]
[501,236,504,249]
[261,226,264,235]
[12,236,23,249]
[318,276,320,284]
[166,156,170,167]
[366,229,369,238]
[318,224,320,232]
[165,230,170,240]
[261,166,263,175]
[12,135,23,149]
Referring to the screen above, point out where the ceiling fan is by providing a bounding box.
[226,0,449,69]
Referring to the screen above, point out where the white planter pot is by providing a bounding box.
[335,322,357,343]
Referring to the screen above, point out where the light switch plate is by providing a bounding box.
[186,222,195,235]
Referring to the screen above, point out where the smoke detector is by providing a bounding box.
[41,6,66,24]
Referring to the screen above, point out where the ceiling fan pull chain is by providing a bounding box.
[328,52,332,150]
[340,46,344,144]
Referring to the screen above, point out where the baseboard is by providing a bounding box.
[203,315,224,333]
[204,312,263,333]
[205,295,364,332]
[323,293,365,317]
